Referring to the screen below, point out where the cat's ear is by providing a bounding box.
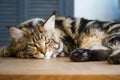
[8,26,24,40]
[42,12,56,31]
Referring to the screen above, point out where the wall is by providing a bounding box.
[74,0,120,21]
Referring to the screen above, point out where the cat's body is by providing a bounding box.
[55,17,120,64]
[1,13,120,64]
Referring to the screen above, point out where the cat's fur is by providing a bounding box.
[1,12,120,64]
[1,13,63,59]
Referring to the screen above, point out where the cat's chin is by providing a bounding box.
[33,51,55,59]
[45,51,53,59]
[33,54,45,59]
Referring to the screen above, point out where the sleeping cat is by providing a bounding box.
[1,12,63,59]
[1,12,120,64]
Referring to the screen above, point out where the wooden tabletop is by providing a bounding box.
[0,57,120,80]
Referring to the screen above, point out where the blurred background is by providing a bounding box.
[75,0,120,21]
[0,0,120,46]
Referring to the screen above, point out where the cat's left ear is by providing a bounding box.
[7,26,24,41]
[43,12,56,31]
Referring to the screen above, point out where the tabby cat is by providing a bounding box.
[1,12,120,64]
[1,13,63,59]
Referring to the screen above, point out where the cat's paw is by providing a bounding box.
[69,48,90,62]
[0,46,11,57]
[108,53,120,64]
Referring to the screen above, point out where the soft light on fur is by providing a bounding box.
[1,12,120,64]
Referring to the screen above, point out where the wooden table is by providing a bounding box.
[0,57,120,80]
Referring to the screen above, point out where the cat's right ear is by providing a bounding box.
[40,11,56,32]
[7,26,24,40]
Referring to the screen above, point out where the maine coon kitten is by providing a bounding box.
[1,13,63,59]
[1,12,120,64]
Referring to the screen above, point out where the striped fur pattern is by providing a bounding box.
[1,14,63,59]
[1,13,120,64]
[55,17,120,64]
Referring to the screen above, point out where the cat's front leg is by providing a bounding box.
[70,48,110,62]
[108,50,120,64]
[69,48,90,62]
[0,46,13,57]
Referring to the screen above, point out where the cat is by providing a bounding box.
[1,12,63,59]
[1,12,120,64]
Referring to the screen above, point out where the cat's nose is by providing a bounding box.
[41,50,46,55]
[38,47,46,55]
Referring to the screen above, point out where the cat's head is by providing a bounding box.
[8,13,63,59]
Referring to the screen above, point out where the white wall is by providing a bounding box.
[74,0,120,21]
